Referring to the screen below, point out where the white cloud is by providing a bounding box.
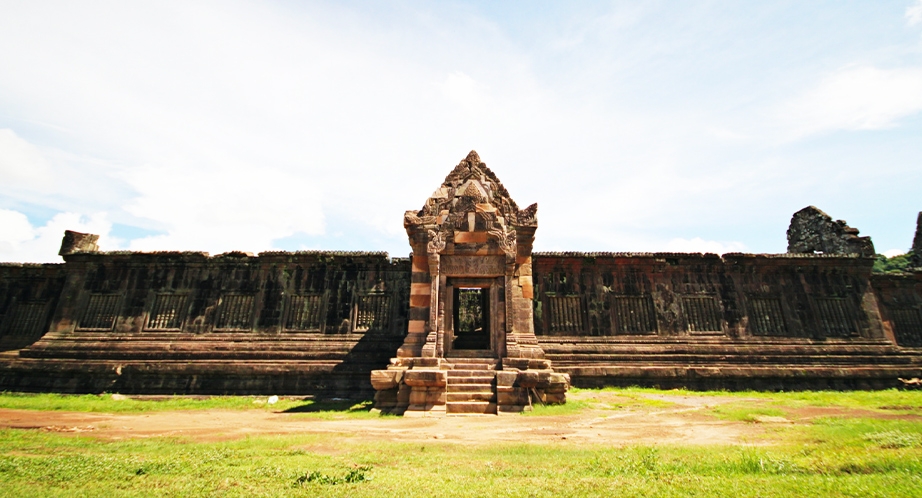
[664,237,748,255]
[0,2,920,260]
[122,160,324,255]
[442,71,488,111]
[779,65,922,139]
[882,249,906,258]
[0,210,113,263]
[0,129,52,187]
[908,0,922,26]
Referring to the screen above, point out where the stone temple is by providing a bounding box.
[0,151,921,415]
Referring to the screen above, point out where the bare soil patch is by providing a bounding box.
[0,391,901,446]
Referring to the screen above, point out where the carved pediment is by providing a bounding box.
[414,151,537,229]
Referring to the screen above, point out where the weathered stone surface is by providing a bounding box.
[403,369,447,387]
[0,249,411,396]
[58,230,99,255]
[787,206,875,257]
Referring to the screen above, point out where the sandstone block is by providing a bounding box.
[404,370,447,387]
[370,369,402,390]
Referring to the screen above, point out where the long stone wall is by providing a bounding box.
[532,252,922,389]
[0,251,410,396]
[1,247,921,394]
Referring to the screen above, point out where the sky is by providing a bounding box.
[1,0,921,263]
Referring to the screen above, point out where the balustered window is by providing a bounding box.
[547,295,585,334]
[681,295,723,333]
[747,297,787,336]
[78,294,121,330]
[815,297,857,337]
[889,308,922,347]
[612,295,657,335]
[2,302,48,337]
[146,294,187,330]
[214,294,255,331]
[285,294,324,331]
[353,294,390,332]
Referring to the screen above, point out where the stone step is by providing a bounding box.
[447,401,497,415]
[448,384,494,393]
[448,363,496,371]
[447,391,496,402]
[448,369,498,377]
[448,376,495,385]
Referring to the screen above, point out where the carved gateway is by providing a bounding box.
[371,151,570,415]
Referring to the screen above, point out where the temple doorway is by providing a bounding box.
[445,278,496,357]
[453,287,490,350]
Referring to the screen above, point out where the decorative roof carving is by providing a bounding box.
[414,150,537,228]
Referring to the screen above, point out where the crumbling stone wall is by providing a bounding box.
[532,252,881,339]
[0,264,66,350]
[787,206,875,257]
[0,248,410,395]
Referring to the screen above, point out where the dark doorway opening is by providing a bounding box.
[453,287,490,350]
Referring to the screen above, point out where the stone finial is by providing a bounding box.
[911,211,922,268]
[786,206,875,257]
[58,230,100,256]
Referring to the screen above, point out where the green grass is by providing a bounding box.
[0,392,379,417]
[2,389,922,496]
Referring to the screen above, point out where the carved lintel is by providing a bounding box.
[441,255,504,276]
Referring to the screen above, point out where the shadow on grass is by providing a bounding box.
[280,398,375,414]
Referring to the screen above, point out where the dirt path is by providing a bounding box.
[0,392,789,446]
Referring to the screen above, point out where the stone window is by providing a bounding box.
[214,294,255,331]
[547,295,585,334]
[681,295,723,333]
[814,297,856,337]
[612,295,657,335]
[78,294,121,330]
[146,294,187,330]
[353,294,390,332]
[1,302,48,337]
[889,308,922,347]
[747,297,787,336]
[285,294,324,331]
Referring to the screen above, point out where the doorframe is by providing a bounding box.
[443,277,500,358]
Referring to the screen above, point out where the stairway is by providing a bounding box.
[446,358,498,414]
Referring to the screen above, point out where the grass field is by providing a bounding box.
[1,389,921,497]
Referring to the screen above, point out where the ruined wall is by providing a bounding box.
[45,250,408,336]
[533,252,883,339]
[532,252,922,389]
[2,236,921,394]
[0,264,67,351]
[787,206,875,257]
[871,271,922,347]
[0,251,410,395]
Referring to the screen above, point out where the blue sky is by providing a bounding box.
[1,0,921,262]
